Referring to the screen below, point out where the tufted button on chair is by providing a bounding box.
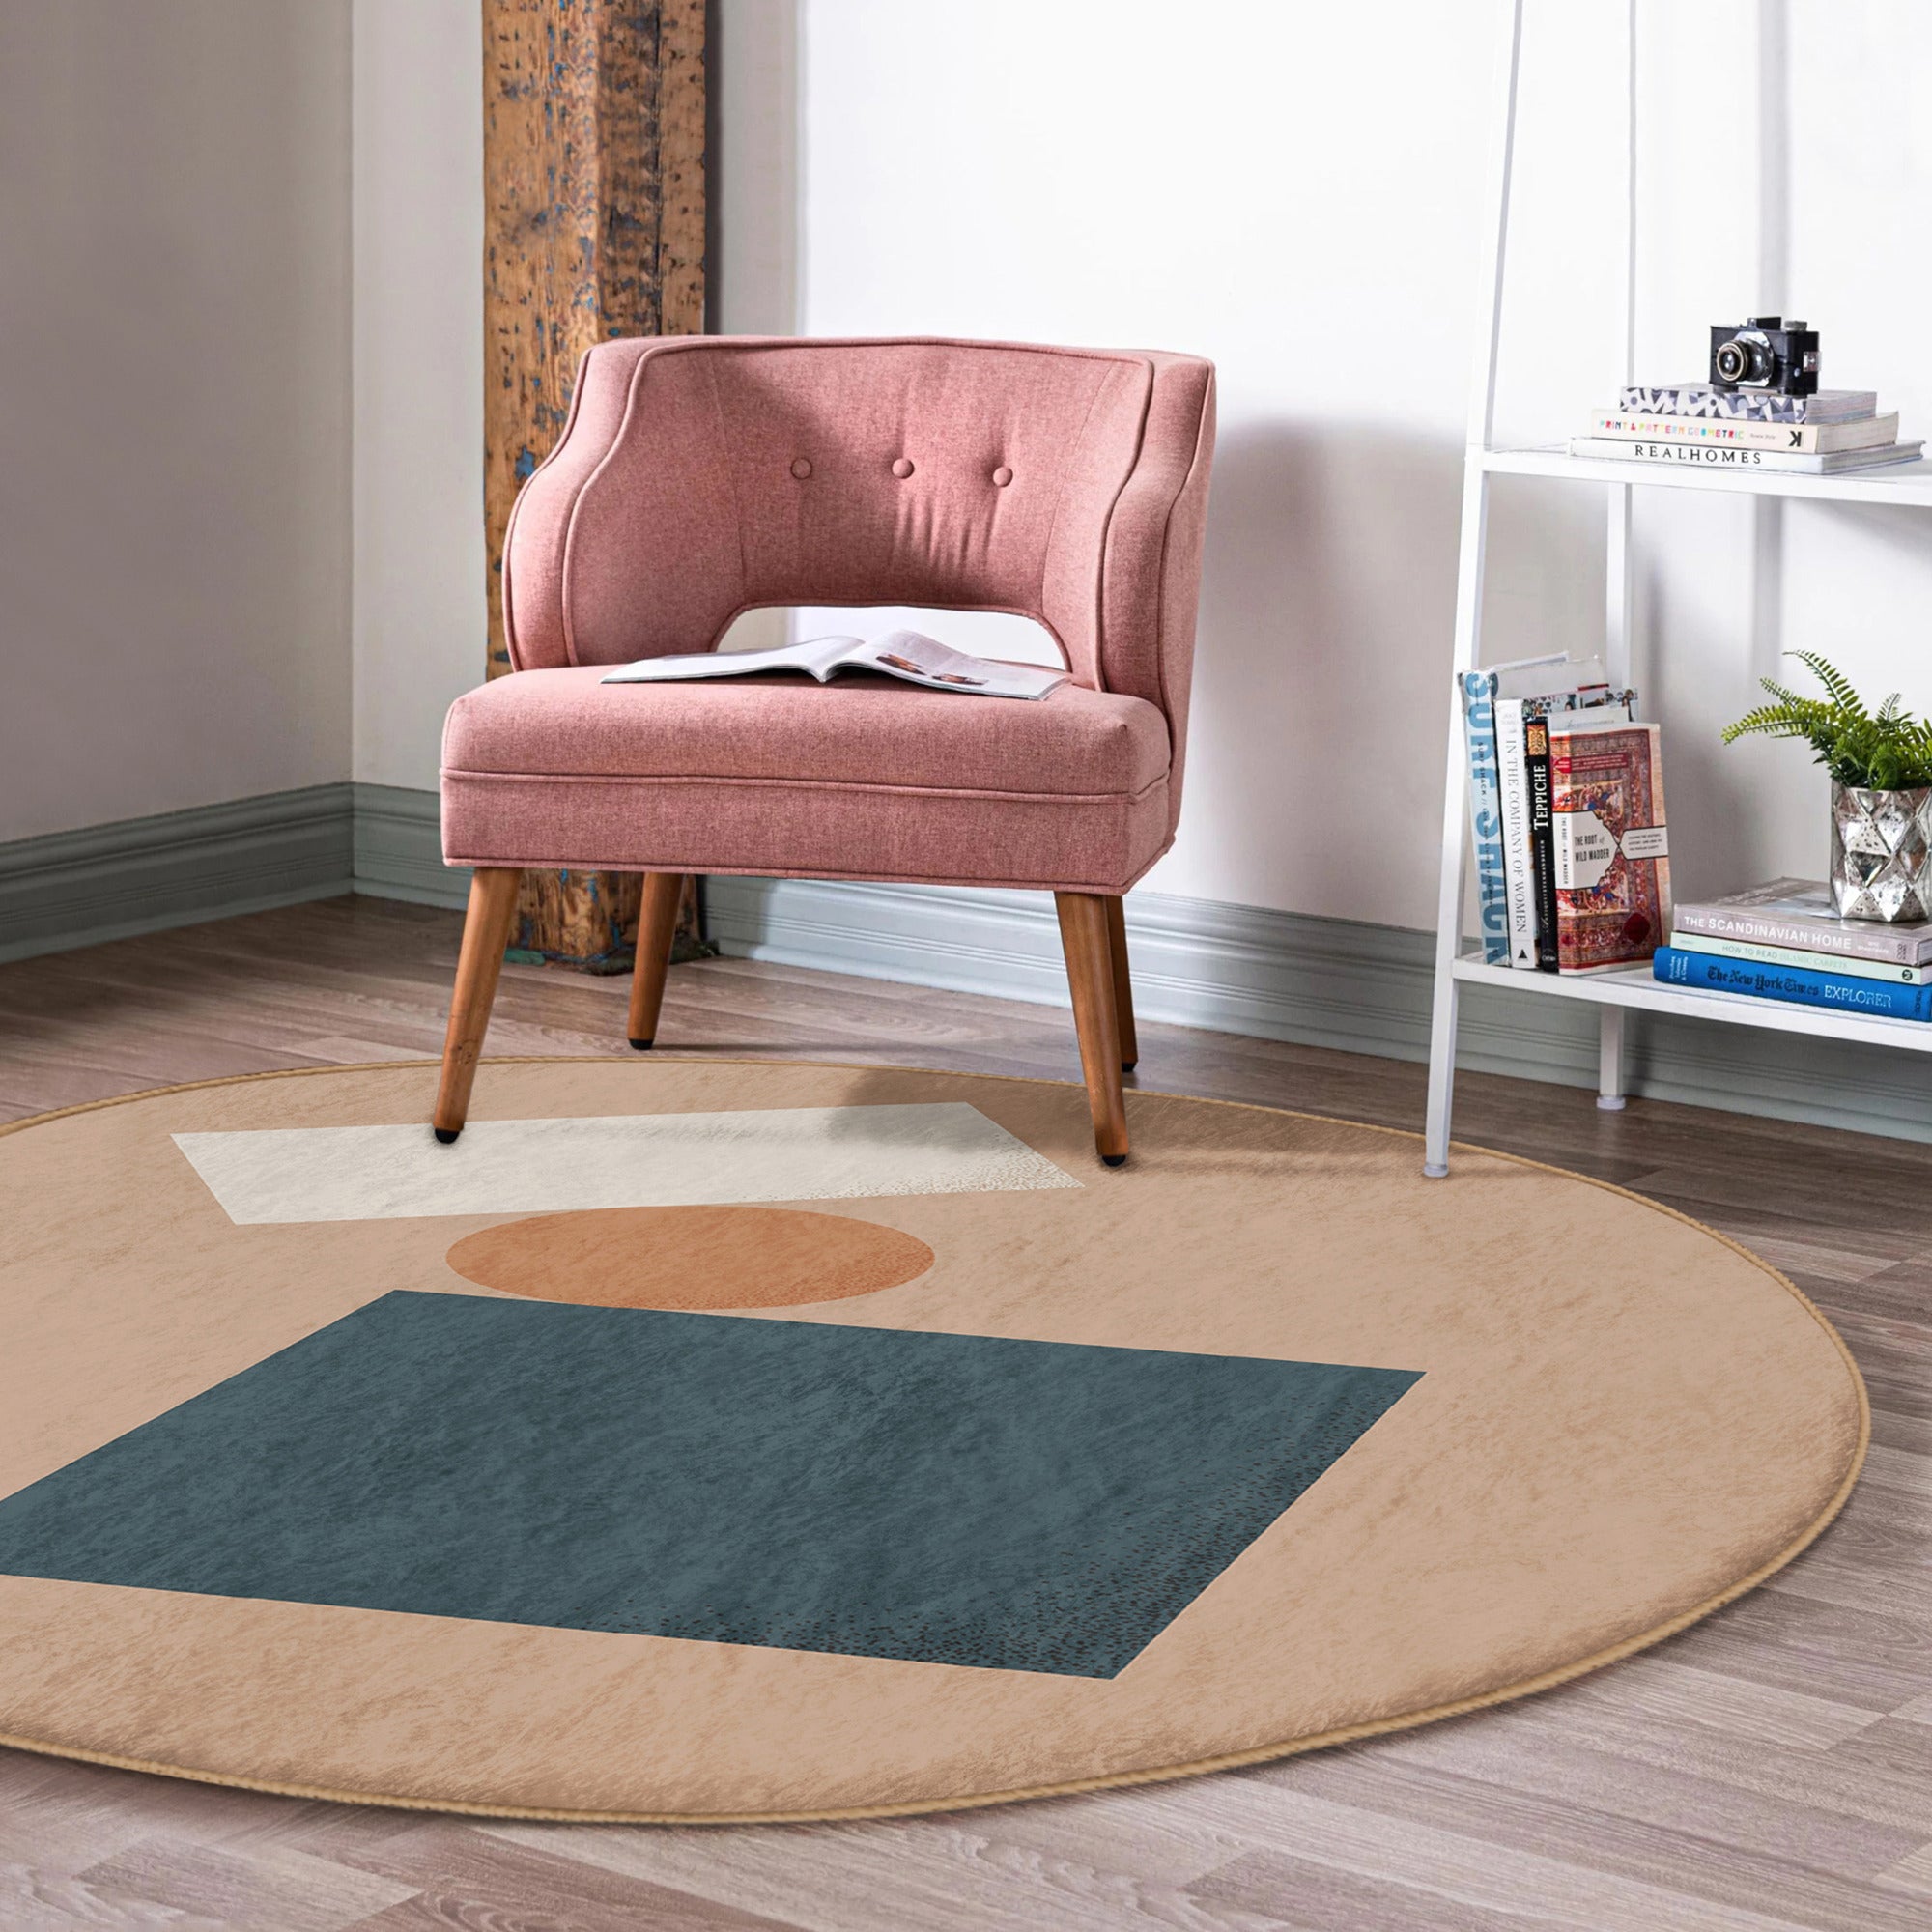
[433,336,1216,1164]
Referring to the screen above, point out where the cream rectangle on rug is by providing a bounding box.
[173,1103,1080,1224]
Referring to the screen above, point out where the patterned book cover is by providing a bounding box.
[1549,722,1670,972]
[1616,384,1877,425]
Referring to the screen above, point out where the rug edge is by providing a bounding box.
[0,1422,1869,1823]
[0,1057,1871,1825]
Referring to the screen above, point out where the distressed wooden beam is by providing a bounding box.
[483,0,706,970]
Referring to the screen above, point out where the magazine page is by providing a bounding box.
[1495,654,1611,702]
[848,630,1068,701]
[599,628,1067,698]
[601,636,861,684]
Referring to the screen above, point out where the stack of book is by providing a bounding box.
[1655,880,1932,1021]
[1569,384,1922,476]
[1460,656,1670,974]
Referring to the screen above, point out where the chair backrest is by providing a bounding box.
[503,336,1216,736]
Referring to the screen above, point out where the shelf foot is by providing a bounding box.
[1597,1006,1627,1114]
[1422,1161,1449,1179]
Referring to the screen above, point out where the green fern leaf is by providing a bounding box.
[1722,705,1804,743]
[1790,652,1867,722]
[1724,653,1932,786]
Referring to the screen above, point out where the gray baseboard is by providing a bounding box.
[0,781,469,965]
[9,788,1930,1146]
[0,785,356,965]
[706,875,1932,1146]
[352,782,470,909]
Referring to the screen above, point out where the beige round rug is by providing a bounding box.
[0,1059,1865,1822]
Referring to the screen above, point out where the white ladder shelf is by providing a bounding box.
[1422,0,1932,1177]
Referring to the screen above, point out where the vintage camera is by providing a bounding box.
[1708,316,1821,395]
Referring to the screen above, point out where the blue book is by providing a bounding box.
[1653,946,1932,1022]
[1460,671,1509,964]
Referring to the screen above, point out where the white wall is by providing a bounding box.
[75,0,1925,942]
[713,0,798,338]
[349,0,805,764]
[795,0,1543,923]
[708,0,804,657]
[794,0,1932,928]
[0,1,352,841]
[351,0,486,792]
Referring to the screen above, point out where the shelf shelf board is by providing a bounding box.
[1481,444,1932,508]
[1452,952,1932,1051]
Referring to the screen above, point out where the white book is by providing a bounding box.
[1492,697,1539,969]
[600,628,1069,701]
[1493,652,1611,701]
[1672,930,1928,984]
[1588,411,1900,454]
[1568,435,1924,476]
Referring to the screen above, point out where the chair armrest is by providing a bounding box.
[1101,358,1216,782]
[500,339,660,671]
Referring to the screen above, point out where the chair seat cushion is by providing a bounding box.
[440,667,1174,893]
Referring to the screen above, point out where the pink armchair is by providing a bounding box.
[433,336,1216,1164]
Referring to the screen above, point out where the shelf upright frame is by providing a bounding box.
[1422,0,1531,1177]
[1426,0,1638,1175]
[1599,0,1640,1113]
[1421,1,1932,1175]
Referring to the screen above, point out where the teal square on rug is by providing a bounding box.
[0,1293,1420,1677]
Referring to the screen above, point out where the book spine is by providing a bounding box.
[1654,947,1932,1021]
[1492,698,1539,969]
[1589,412,1897,454]
[1671,931,1927,984]
[1568,437,1916,475]
[1459,672,1510,965]
[1522,713,1558,972]
[1672,905,1924,965]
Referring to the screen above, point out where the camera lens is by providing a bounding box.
[1715,336,1771,384]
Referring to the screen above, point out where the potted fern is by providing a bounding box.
[1723,652,1932,922]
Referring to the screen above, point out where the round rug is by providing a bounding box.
[0,1059,1865,1823]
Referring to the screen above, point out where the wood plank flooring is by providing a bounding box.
[0,893,1926,1932]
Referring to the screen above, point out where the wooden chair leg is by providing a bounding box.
[626,871,689,1049]
[432,867,523,1143]
[1103,894,1138,1072]
[1055,891,1129,1166]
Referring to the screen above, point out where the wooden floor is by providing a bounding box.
[1,894,1928,1932]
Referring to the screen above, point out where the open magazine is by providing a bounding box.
[599,628,1068,702]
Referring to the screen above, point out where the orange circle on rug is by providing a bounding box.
[443,1204,935,1309]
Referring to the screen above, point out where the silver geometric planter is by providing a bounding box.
[1830,782,1932,921]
